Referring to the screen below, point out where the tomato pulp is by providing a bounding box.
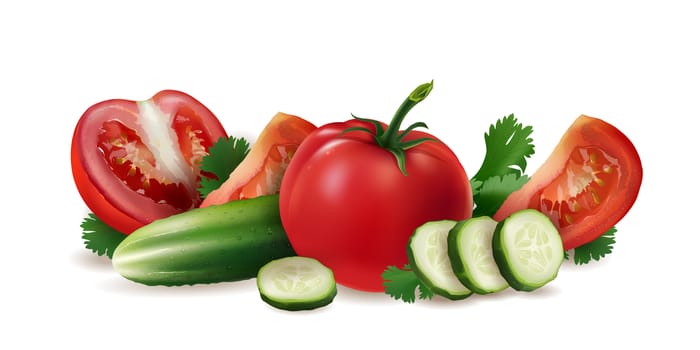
[71,90,228,234]
[279,82,472,292]
[494,115,642,250]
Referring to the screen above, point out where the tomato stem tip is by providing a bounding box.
[380,80,433,145]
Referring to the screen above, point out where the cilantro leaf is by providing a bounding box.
[81,213,127,259]
[470,178,483,194]
[198,136,250,198]
[382,264,433,303]
[472,174,529,217]
[571,227,617,265]
[472,114,534,183]
[417,279,434,300]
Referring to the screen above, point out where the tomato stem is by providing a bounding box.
[345,81,435,176]
[379,80,434,147]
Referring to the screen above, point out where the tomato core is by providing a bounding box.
[533,146,620,230]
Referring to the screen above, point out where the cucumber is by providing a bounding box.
[407,220,472,300]
[112,194,296,286]
[492,209,564,291]
[447,216,509,294]
[257,256,337,311]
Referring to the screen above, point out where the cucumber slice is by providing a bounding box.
[257,256,337,311]
[492,209,564,291]
[447,216,509,294]
[407,220,472,300]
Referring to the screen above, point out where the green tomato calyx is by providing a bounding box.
[343,80,436,176]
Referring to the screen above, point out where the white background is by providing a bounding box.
[2,1,697,348]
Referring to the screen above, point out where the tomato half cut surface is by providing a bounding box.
[71,90,228,234]
[493,115,642,250]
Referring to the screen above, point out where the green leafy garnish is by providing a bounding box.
[569,227,617,265]
[382,264,433,303]
[470,114,534,217]
[472,114,534,183]
[198,136,250,198]
[471,174,529,217]
[81,213,127,259]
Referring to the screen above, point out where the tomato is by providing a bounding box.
[71,90,228,234]
[279,82,472,292]
[200,112,317,207]
[493,115,642,250]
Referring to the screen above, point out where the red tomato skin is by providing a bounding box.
[279,120,472,292]
[494,115,642,250]
[71,90,227,234]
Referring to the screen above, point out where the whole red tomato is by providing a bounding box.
[279,82,472,292]
[71,90,228,234]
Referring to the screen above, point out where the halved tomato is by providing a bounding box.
[493,115,642,250]
[200,112,316,207]
[71,90,228,234]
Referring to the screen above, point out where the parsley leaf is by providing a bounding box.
[571,227,617,265]
[198,136,250,198]
[81,213,127,259]
[472,114,534,183]
[382,264,433,303]
[472,174,529,217]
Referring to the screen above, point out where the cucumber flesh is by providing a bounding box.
[407,220,472,300]
[447,216,509,294]
[257,256,337,311]
[492,209,564,291]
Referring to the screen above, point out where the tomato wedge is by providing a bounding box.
[493,115,642,250]
[71,90,228,234]
[200,112,316,207]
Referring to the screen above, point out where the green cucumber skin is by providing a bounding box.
[112,195,296,286]
[447,220,493,295]
[259,286,337,311]
[406,227,471,301]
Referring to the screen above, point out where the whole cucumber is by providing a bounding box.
[112,195,296,286]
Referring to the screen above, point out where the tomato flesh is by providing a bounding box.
[536,146,620,229]
[200,112,317,207]
[494,115,642,250]
[98,119,197,211]
[72,90,227,234]
[235,143,297,199]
